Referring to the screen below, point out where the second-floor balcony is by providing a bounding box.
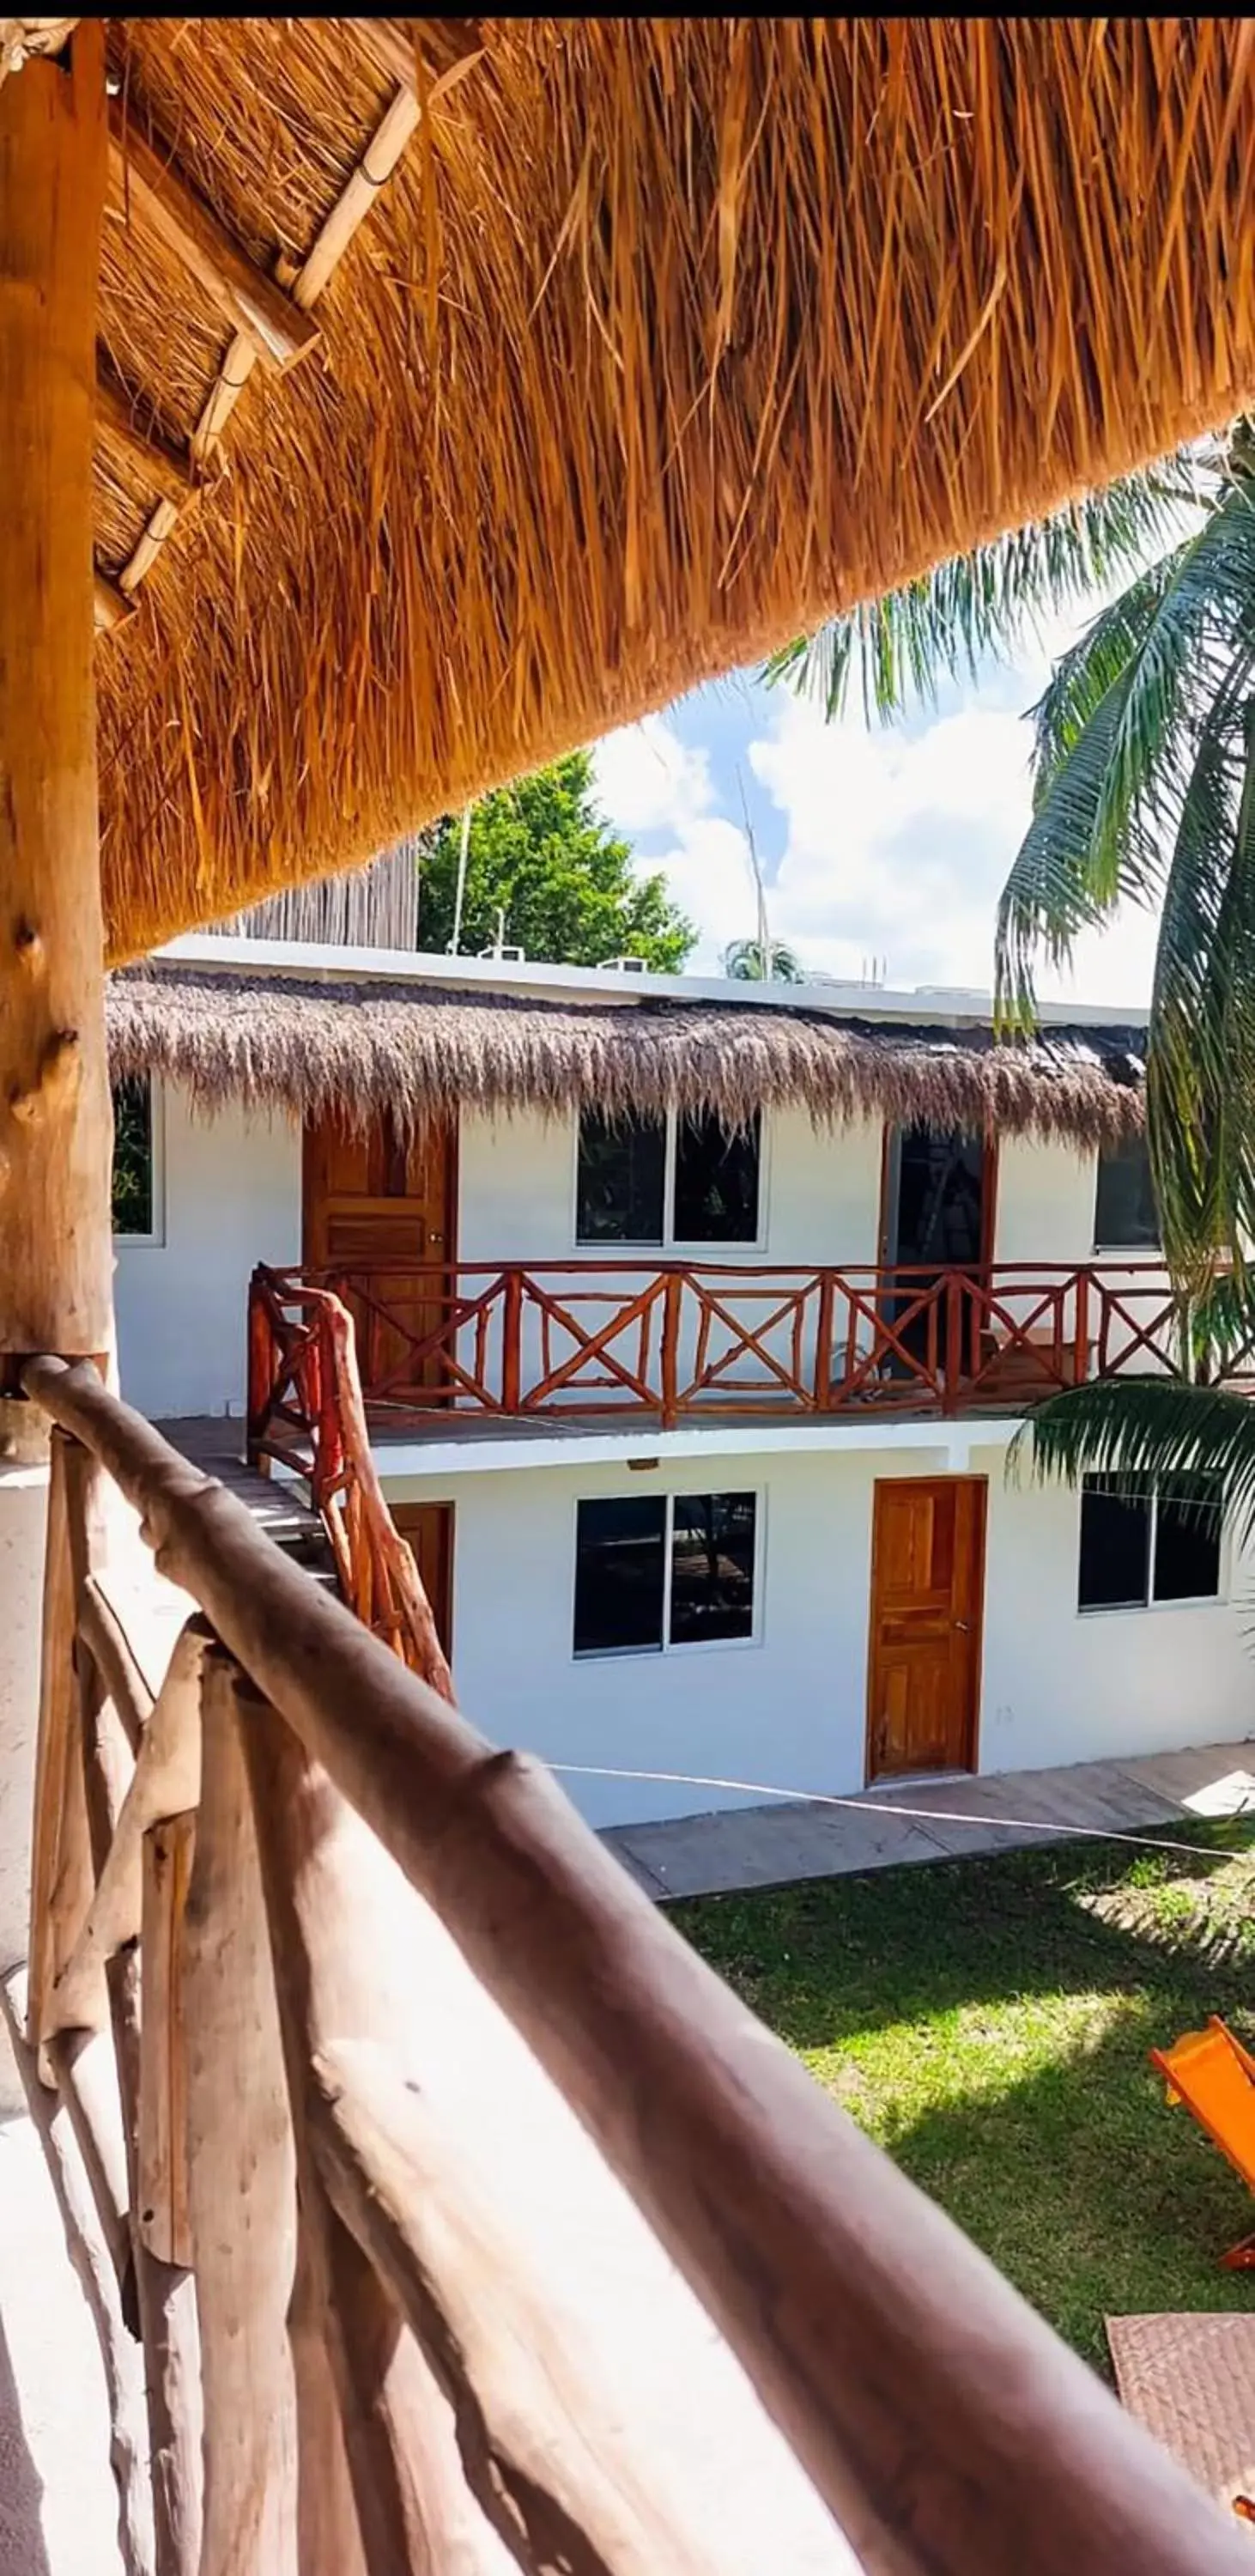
[248,1257,1243,1450]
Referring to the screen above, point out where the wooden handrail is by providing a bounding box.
[20,1353,1247,2576]
[249,1258,1208,1440]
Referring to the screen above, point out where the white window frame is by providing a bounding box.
[571,1485,765,1660]
[111,1072,167,1252]
[571,1105,768,1255]
[1076,1474,1228,1616]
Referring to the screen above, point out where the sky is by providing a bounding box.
[589,591,1161,1010]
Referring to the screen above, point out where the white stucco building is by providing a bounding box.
[107,935,1253,1831]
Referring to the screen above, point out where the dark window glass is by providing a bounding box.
[1153,1474,1222,1602]
[112,1074,154,1236]
[573,1497,666,1654]
[1078,1474,1150,1610]
[669,1492,757,1644]
[576,1110,665,1244]
[673,1111,761,1243]
[1094,1135,1159,1248]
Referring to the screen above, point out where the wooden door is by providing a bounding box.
[865,1477,985,1781]
[389,1502,454,1658]
[302,1108,455,1401]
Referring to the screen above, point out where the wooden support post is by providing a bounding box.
[0,21,113,1364]
[182,1650,298,2576]
[236,1672,488,2575]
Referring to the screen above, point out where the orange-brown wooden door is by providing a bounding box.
[865,1477,985,1781]
[302,1108,455,1400]
[389,1501,454,1659]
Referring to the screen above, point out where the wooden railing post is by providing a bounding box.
[501,1267,523,1413]
[1073,1268,1091,1387]
[812,1273,835,1411]
[660,1270,682,1427]
[943,1273,962,1414]
[246,1268,275,1467]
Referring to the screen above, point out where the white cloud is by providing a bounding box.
[591,714,713,837]
[592,640,1160,1008]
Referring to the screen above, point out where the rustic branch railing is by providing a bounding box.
[13,1352,1248,2575]
[250,1260,1222,1448]
[246,1268,452,1695]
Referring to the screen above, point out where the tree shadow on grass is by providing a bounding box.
[879,1999,1255,2371]
[674,1824,1255,2057]
[676,1825,1255,2368]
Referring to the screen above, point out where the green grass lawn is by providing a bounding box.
[676,1820,1255,2368]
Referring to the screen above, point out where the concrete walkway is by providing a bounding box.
[602,1740,1255,1902]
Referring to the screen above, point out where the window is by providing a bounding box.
[575,1107,761,1246]
[575,1110,665,1245]
[1094,1134,1159,1249]
[573,1490,758,1655]
[1077,1473,1222,1612]
[673,1113,761,1244]
[112,1074,157,1237]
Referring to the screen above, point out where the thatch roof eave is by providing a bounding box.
[90,19,1255,958]
[106,965,1146,1152]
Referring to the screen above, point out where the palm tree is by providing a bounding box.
[723,936,804,983]
[764,459,1201,725]
[770,433,1255,1538]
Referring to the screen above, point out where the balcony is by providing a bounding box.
[247,1259,1235,1454]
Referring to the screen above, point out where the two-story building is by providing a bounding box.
[106,933,1254,1829]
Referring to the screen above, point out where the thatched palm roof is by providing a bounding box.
[94,20,1255,961]
[107,963,1146,1149]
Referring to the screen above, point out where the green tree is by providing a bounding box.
[723,937,804,983]
[416,750,695,971]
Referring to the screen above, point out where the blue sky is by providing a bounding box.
[590,598,1161,1007]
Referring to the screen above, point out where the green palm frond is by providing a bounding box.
[1016,1376,1255,1549]
[1144,692,1255,1279]
[762,461,1202,724]
[723,937,804,982]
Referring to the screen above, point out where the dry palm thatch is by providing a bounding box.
[93,19,1255,963]
[106,963,1146,1149]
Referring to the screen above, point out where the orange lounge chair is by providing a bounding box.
[1150,2015,1255,2270]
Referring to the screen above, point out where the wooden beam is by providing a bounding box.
[0,21,114,1361]
[106,104,318,374]
[96,359,197,505]
[94,565,135,632]
[351,17,485,101]
[191,76,420,465]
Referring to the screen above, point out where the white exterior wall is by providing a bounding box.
[383,1443,1255,1831]
[114,1083,302,1419]
[454,1104,886,1404]
[456,1103,884,1266]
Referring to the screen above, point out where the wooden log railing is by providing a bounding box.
[14,1350,1251,2576]
[250,1259,1220,1449]
[246,1267,452,1695]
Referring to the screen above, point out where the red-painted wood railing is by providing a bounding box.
[249,1258,1244,1441]
[247,1268,452,1694]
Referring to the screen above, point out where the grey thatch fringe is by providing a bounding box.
[108,966,1145,1150]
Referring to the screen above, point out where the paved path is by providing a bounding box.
[603,1741,1255,1902]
